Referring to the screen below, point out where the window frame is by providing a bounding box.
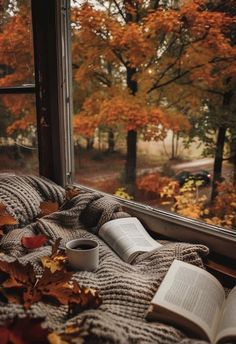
[76,183,236,259]
[2,0,233,259]
[31,0,74,186]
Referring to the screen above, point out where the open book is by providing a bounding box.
[146,259,236,344]
[98,217,162,263]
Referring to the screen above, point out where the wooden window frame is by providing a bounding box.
[31,0,74,186]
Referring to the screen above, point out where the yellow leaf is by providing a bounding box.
[40,255,67,273]
[48,332,68,344]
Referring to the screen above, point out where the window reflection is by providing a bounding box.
[0,94,38,175]
[0,2,34,87]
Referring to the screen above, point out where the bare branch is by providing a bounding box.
[112,0,127,22]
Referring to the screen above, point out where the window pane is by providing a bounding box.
[0,94,38,174]
[71,1,235,231]
[0,1,34,86]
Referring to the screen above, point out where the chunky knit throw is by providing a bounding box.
[0,174,210,344]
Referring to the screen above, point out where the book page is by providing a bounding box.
[215,286,236,344]
[98,217,162,263]
[150,260,225,343]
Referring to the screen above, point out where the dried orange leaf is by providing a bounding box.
[65,188,80,200]
[0,214,17,227]
[0,203,17,229]
[48,325,83,344]
[0,259,102,310]
[0,203,7,214]
[48,332,69,344]
[51,238,63,258]
[39,201,59,217]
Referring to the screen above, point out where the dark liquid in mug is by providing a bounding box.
[73,244,95,250]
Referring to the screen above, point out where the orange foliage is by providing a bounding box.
[0,3,35,135]
[71,0,235,141]
[160,180,236,229]
[137,173,173,196]
[208,182,236,227]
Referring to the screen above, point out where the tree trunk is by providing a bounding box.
[107,128,115,153]
[125,130,137,193]
[211,126,226,201]
[171,132,175,159]
[123,3,138,194]
[86,137,94,150]
[211,91,233,201]
[231,135,236,184]
[125,66,138,194]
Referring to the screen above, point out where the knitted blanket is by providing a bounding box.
[0,174,209,344]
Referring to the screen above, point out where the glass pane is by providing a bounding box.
[0,1,34,86]
[0,94,38,174]
[71,0,235,231]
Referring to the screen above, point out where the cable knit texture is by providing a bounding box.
[0,174,210,344]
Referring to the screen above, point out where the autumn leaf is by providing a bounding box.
[0,316,50,344]
[21,235,48,249]
[40,238,67,273]
[0,260,36,305]
[0,259,102,310]
[48,332,69,344]
[0,202,17,233]
[24,268,102,310]
[40,254,67,273]
[48,325,84,344]
[65,187,80,200]
[39,201,59,217]
[51,238,63,258]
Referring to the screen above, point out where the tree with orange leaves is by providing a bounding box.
[0,1,35,141]
[72,0,235,193]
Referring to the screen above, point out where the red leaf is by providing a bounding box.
[21,235,48,249]
[0,317,50,344]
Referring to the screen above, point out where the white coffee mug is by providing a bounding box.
[65,238,99,271]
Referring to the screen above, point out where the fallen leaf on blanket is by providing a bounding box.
[0,260,36,305]
[48,325,84,344]
[0,215,17,227]
[21,235,49,249]
[0,259,102,310]
[48,332,70,344]
[65,187,80,200]
[35,269,102,309]
[39,200,59,217]
[0,203,7,213]
[0,202,17,231]
[41,238,68,273]
[0,260,35,286]
[40,255,67,273]
[0,316,50,344]
[51,238,63,258]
